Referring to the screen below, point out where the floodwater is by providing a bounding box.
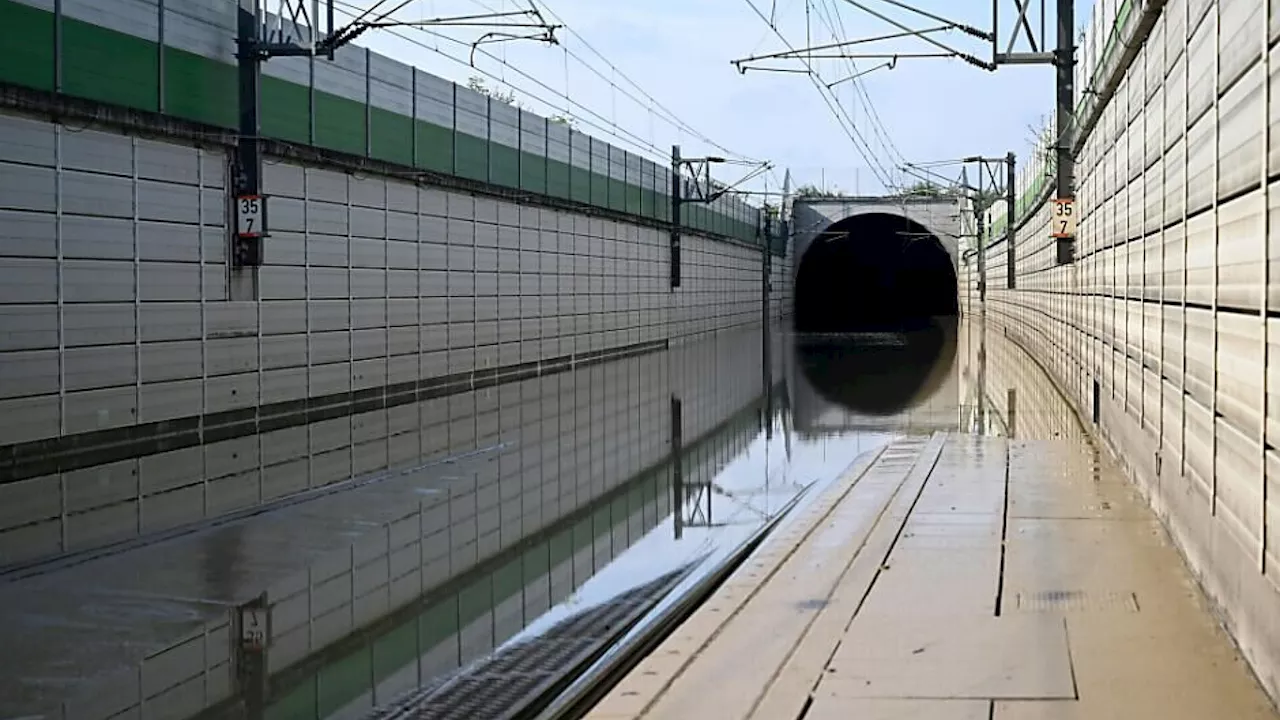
[0,310,1052,720]
[276,316,988,720]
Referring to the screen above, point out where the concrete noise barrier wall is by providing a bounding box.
[967,0,1280,704]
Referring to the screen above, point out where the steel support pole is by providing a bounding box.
[670,145,682,289]
[1006,152,1016,289]
[236,0,261,198]
[1055,0,1076,263]
[1055,0,1074,201]
[977,209,987,302]
[977,321,987,432]
[671,396,684,539]
[762,210,773,439]
[233,0,264,268]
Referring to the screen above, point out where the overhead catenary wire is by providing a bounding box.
[331,0,666,158]
[529,0,761,162]
[811,0,906,169]
[444,0,761,164]
[333,0,769,184]
[812,0,907,181]
[738,0,895,189]
[330,0,684,164]
[810,0,902,178]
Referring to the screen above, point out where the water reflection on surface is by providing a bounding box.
[4,313,1042,720]
[293,321,974,720]
[792,317,958,417]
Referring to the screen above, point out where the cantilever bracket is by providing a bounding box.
[679,159,773,204]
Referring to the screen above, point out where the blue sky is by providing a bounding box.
[346,0,1096,196]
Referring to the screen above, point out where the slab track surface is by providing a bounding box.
[585,429,1280,720]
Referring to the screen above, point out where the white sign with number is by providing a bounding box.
[1051,198,1076,238]
[241,607,267,649]
[237,195,265,238]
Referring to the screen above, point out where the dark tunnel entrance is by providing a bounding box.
[794,213,959,333]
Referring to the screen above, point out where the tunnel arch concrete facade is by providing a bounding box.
[790,196,965,282]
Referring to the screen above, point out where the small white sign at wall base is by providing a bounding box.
[1051,198,1076,238]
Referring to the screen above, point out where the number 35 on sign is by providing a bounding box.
[1051,198,1076,238]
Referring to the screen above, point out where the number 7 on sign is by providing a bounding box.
[1051,198,1076,239]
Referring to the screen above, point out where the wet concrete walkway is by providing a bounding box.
[586,431,1280,720]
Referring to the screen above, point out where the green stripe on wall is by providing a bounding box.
[0,0,54,91]
[570,167,591,204]
[261,75,311,146]
[315,90,366,157]
[608,178,626,213]
[520,152,547,194]
[590,171,609,208]
[415,120,454,174]
[455,132,489,183]
[489,142,520,189]
[546,159,571,199]
[63,16,158,112]
[626,183,642,216]
[370,106,413,166]
[164,47,236,128]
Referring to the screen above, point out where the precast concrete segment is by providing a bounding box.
[588,433,1280,720]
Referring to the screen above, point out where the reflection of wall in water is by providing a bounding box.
[956,322,1089,445]
[220,324,787,719]
[261,388,772,720]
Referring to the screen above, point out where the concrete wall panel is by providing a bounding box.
[965,0,1280,704]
